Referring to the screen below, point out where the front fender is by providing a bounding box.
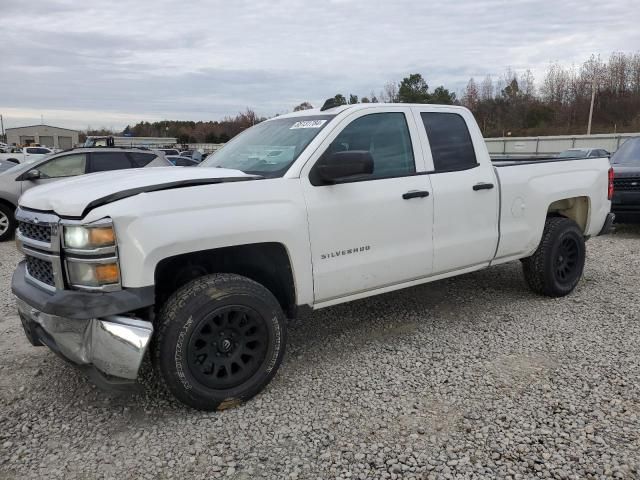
[84,178,314,306]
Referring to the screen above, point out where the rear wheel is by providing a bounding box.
[0,204,16,242]
[522,217,586,297]
[153,273,287,410]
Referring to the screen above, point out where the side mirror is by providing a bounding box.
[314,150,374,184]
[20,169,41,181]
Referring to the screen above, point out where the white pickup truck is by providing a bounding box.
[12,103,614,410]
[0,146,55,164]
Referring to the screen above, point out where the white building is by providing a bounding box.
[6,124,80,149]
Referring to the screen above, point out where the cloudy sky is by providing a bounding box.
[1,0,638,130]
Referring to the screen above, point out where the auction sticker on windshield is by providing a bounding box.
[290,120,327,129]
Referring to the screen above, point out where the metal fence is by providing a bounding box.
[185,135,640,158]
[185,143,225,154]
[485,132,640,157]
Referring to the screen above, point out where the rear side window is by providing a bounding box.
[323,112,415,180]
[420,112,477,172]
[89,152,133,172]
[129,152,158,167]
[27,147,50,154]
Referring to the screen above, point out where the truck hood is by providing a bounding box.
[19,167,257,217]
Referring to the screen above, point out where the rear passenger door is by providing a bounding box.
[412,108,499,274]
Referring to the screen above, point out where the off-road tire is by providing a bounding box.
[0,203,17,242]
[153,273,287,411]
[522,217,586,297]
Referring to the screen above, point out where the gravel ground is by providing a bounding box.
[1,225,639,479]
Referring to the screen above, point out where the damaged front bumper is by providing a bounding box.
[16,297,153,390]
[13,262,155,391]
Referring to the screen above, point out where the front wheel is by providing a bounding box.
[522,217,586,297]
[153,273,287,410]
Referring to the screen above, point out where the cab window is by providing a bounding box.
[421,112,477,172]
[321,112,415,180]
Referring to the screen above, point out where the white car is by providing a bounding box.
[0,146,55,164]
[13,103,614,410]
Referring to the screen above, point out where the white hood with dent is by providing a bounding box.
[19,167,251,217]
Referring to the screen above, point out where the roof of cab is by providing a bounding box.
[272,102,470,121]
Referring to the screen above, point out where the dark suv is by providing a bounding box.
[0,148,172,241]
[611,137,640,222]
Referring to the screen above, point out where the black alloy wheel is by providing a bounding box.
[522,216,586,297]
[555,236,580,284]
[187,305,268,389]
[153,273,287,410]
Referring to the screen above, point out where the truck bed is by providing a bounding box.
[492,154,611,262]
[491,156,592,167]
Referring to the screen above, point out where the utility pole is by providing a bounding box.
[0,114,4,143]
[587,80,596,135]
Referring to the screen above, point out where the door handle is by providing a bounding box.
[402,190,430,200]
[473,183,494,191]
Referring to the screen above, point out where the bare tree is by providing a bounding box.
[630,53,640,95]
[462,78,479,109]
[381,81,399,103]
[542,62,570,104]
[480,75,494,100]
[521,69,536,98]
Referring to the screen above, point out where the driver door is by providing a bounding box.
[301,107,434,303]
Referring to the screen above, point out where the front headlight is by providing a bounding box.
[66,260,120,288]
[62,218,120,290]
[64,225,115,250]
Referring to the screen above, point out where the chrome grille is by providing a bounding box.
[18,221,52,243]
[25,256,55,287]
[614,177,640,191]
[15,208,63,291]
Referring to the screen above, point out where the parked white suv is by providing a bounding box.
[0,146,55,163]
[13,103,614,410]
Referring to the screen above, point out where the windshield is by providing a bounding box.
[611,138,640,164]
[200,115,335,177]
[558,149,586,158]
